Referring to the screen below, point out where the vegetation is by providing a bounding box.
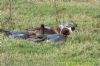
[0,0,100,66]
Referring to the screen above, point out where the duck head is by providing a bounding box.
[56,22,77,36]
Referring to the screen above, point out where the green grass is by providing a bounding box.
[0,0,100,66]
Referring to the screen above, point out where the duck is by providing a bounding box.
[0,22,77,43]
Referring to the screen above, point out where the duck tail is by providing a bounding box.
[40,24,45,35]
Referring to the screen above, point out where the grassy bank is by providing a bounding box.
[0,0,100,66]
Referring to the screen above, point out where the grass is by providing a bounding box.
[0,0,100,66]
